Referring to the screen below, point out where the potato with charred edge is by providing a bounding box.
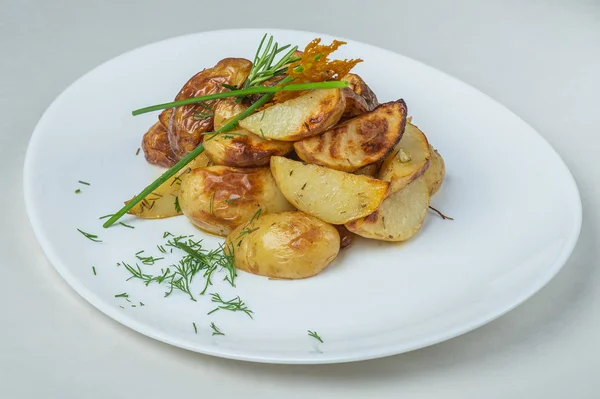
[378,122,431,194]
[423,145,445,195]
[159,58,252,159]
[340,73,379,119]
[203,129,293,168]
[126,153,211,219]
[354,163,380,177]
[141,122,177,168]
[225,212,340,279]
[346,178,430,242]
[294,100,407,172]
[239,89,346,141]
[270,156,389,225]
[334,225,354,249]
[178,166,295,236]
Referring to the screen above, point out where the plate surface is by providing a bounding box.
[23,29,581,364]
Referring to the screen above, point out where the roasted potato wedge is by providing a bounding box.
[226,211,340,279]
[378,122,431,194]
[346,178,430,241]
[141,122,177,168]
[203,129,293,168]
[294,100,407,172]
[238,89,346,141]
[213,99,248,131]
[179,166,295,236]
[159,58,252,158]
[126,153,211,219]
[342,73,378,112]
[423,145,445,195]
[270,156,389,224]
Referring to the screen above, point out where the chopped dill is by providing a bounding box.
[210,322,225,336]
[77,228,102,242]
[308,330,323,343]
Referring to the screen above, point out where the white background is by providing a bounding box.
[1,1,599,397]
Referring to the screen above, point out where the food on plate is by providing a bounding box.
[238,89,346,141]
[203,129,293,167]
[270,156,389,224]
[126,152,211,219]
[225,211,340,279]
[106,34,449,282]
[213,99,248,131]
[141,122,177,167]
[340,73,379,119]
[423,145,445,195]
[378,122,431,193]
[159,58,252,159]
[346,178,430,241]
[178,165,294,236]
[293,100,407,172]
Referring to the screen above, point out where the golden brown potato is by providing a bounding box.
[126,153,212,219]
[423,145,445,195]
[141,122,177,168]
[203,129,293,167]
[225,211,340,279]
[213,99,248,131]
[341,88,371,120]
[341,73,379,116]
[159,58,252,159]
[346,178,430,241]
[178,166,295,236]
[238,89,346,141]
[294,100,407,172]
[270,156,389,224]
[378,122,431,194]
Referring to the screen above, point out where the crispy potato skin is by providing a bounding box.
[294,100,407,172]
[203,129,293,168]
[346,178,430,242]
[270,156,389,225]
[226,212,340,279]
[423,145,445,195]
[179,166,294,236]
[341,73,379,118]
[141,122,177,167]
[160,58,252,159]
[239,89,346,141]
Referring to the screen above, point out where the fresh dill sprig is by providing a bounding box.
[210,322,225,336]
[193,101,215,121]
[135,250,164,265]
[308,330,324,343]
[243,34,300,89]
[77,228,102,242]
[207,293,253,319]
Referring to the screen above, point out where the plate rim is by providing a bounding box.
[23,28,583,364]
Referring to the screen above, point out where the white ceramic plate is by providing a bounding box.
[23,29,581,364]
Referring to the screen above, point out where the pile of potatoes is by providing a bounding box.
[134,59,445,279]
